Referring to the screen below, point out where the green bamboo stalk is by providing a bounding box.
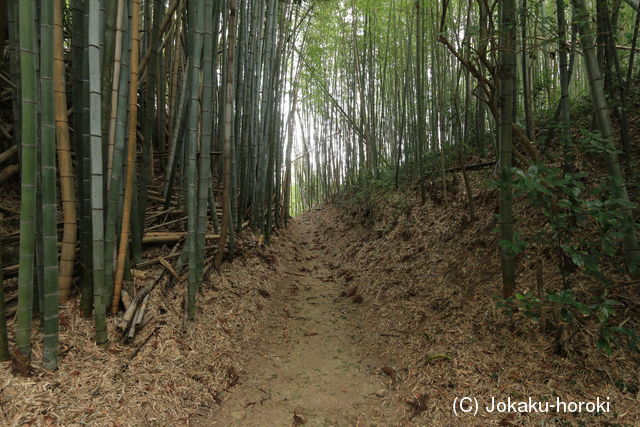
[557,0,574,173]
[72,0,94,319]
[40,0,60,370]
[571,0,640,272]
[248,2,264,228]
[106,0,126,184]
[167,26,181,148]
[7,0,20,149]
[15,0,39,366]
[88,0,108,346]
[499,0,517,298]
[101,0,118,155]
[185,0,205,319]
[0,238,9,361]
[216,0,238,268]
[104,0,130,310]
[208,185,220,234]
[32,0,44,325]
[163,66,189,203]
[415,0,426,203]
[237,0,251,225]
[196,0,215,290]
[242,1,260,226]
[232,1,245,234]
[156,3,167,153]
[264,8,284,244]
[137,0,164,265]
[35,171,44,322]
[208,0,222,236]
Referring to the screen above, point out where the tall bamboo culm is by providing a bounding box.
[216,0,238,268]
[54,0,77,303]
[112,0,141,315]
[87,0,108,346]
[0,238,9,361]
[14,0,39,371]
[185,0,205,320]
[40,0,60,369]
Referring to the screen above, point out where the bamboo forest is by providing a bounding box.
[1,0,640,424]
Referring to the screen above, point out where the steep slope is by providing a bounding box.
[306,170,640,424]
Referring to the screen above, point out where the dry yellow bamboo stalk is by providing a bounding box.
[112,0,141,315]
[53,0,77,302]
[142,232,220,244]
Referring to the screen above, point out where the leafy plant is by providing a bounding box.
[497,290,638,355]
[491,127,639,354]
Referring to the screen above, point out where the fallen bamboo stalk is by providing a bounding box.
[145,207,178,221]
[0,205,20,215]
[120,242,182,338]
[119,287,151,332]
[145,210,223,231]
[0,72,15,90]
[1,220,65,243]
[0,126,11,140]
[129,326,160,360]
[134,244,217,268]
[142,232,220,244]
[128,293,150,339]
[0,164,19,184]
[5,304,16,319]
[147,194,178,205]
[423,161,496,178]
[0,145,17,165]
[2,264,18,277]
[159,257,180,281]
[2,240,80,277]
[145,216,187,232]
[121,288,132,310]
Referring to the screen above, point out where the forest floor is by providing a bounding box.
[1,211,406,426]
[2,169,640,426]
[198,216,404,426]
[199,174,640,426]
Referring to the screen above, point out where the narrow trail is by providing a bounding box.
[202,215,402,426]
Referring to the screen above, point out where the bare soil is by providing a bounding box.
[201,216,403,426]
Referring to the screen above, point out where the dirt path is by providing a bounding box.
[201,216,402,426]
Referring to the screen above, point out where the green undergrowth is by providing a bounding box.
[331,89,640,357]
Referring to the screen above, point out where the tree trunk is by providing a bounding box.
[499,0,517,298]
[571,0,640,272]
